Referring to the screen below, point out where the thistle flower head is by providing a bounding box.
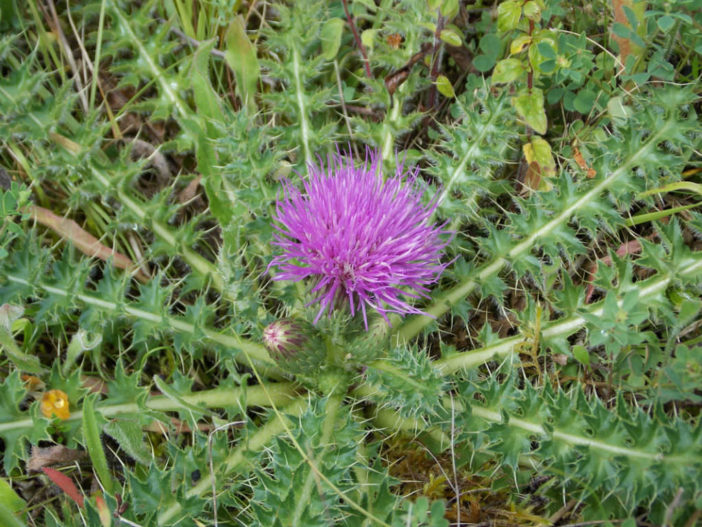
[262,318,312,360]
[269,149,450,328]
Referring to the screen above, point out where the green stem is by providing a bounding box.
[434,253,702,374]
[381,96,402,163]
[89,165,224,292]
[291,395,342,527]
[89,0,107,109]
[443,397,694,464]
[157,396,309,526]
[0,382,299,436]
[4,273,277,372]
[437,97,502,206]
[352,384,450,449]
[395,119,675,341]
[625,202,700,227]
[292,45,312,166]
[108,1,189,119]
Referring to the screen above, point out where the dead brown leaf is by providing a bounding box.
[27,445,85,472]
[177,174,203,205]
[585,239,642,303]
[81,375,108,395]
[611,0,645,74]
[573,145,597,178]
[386,33,402,49]
[28,205,149,283]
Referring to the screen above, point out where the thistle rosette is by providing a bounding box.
[269,150,450,329]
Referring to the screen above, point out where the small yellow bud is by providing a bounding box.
[41,389,71,420]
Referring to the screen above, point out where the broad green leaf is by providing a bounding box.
[523,136,555,178]
[523,0,541,21]
[573,345,590,366]
[224,15,260,115]
[513,88,547,134]
[0,502,24,527]
[361,29,377,51]
[510,35,531,54]
[435,75,455,98]
[0,478,25,519]
[497,1,521,32]
[320,18,344,60]
[190,40,221,121]
[104,418,152,466]
[82,396,113,494]
[439,28,462,47]
[440,0,459,18]
[492,58,525,84]
[192,127,234,226]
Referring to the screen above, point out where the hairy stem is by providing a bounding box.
[0,382,299,435]
[157,396,309,525]
[444,397,694,464]
[292,45,312,166]
[396,119,675,341]
[109,1,189,119]
[4,273,276,371]
[434,252,702,374]
[291,395,342,527]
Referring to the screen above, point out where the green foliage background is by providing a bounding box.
[0,0,700,525]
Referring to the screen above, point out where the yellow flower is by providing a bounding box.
[40,389,70,420]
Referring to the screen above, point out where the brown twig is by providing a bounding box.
[341,0,372,79]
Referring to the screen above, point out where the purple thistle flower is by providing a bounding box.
[269,149,451,329]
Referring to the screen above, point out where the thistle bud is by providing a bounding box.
[347,316,390,363]
[262,318,325,374]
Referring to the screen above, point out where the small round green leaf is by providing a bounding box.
[513,89,547,134]
[320,18,345,60]
[656,15,674,33]
[523,0,541,21]
[435,75,455,98]
[439,28,463,47]
[492,58,525,84]
[573,88,597,114]
[573,345,590,366]
[473,54,496,72]
[497,1,522,32]
[440,0,459,18]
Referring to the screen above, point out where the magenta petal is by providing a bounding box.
[269,148,451,329]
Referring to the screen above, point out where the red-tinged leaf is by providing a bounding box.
[610,0,646,73]
[41,467,84,508]
[585,240,643,302]
[95,495,111,527]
